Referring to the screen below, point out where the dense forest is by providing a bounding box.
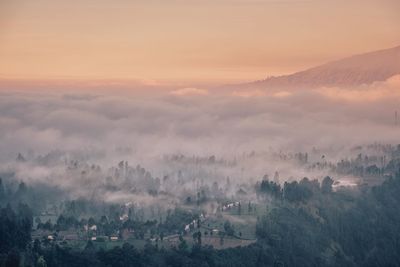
[1,165,400,267]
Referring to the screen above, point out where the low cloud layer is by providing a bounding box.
[0,76,399,164]
[0,77,399,205]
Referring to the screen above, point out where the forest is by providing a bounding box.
[1,144,400,267]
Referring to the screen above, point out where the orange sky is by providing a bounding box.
[0,0,399,84]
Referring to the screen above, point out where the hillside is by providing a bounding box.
[242,45,400,90]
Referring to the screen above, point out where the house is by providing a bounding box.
[121,228,135,240]
[184,224,190,232]
[119,214,129,222]
[65,234,80,241]
[165,234,180,247]
[31,230,52,240]
[222,202,237,211]
[58,230,80,241]
[94,236,108,242]
[84,224,98,232]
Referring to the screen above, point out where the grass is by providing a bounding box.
[58,238,149,250]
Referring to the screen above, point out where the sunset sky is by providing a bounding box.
[0,0,399,84]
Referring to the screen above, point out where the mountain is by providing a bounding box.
[241,45,400,90]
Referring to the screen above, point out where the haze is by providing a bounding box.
[1,0,399,83]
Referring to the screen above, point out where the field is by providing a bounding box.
[201,202,269,240]
[58,238,149,250]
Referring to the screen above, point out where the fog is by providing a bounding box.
[0,76,399,206]
[1,77,399,158]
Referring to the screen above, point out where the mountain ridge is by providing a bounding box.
[240,45,400,90]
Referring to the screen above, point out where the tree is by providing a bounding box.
[283,181,312,202]
[0,205,32,253]
[15,181,27,196]
[219,233,225,247]
[178,235,188,251]
[273,171,280,184]
[33,239,41,254]
[321,176,334,193]
[192,231,202,246]
[224,221,234,236]
[37,256,47,267]
[160,232,164,241]
[0,177,5,199]
[5,248,20,267]
[85,240,95,251]
[16,153,26,162]
[258,179,282,199]
[88,217,96,227]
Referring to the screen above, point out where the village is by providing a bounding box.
[30,200,258,251]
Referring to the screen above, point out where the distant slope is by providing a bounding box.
[242,45,400,90]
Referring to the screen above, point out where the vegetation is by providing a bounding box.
[1,168,399,266]
[1,144,400,266]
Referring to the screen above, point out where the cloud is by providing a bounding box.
[273,91,292,98]
[170,87,209,96]
[1,79,400,205]
[232,90,292,98]
[0,82,398,160]
[232,89,266,98]
[1,80,399,162]
[317,75,400,102]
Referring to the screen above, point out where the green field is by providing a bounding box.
[200,203,270,240]
[59,238,149,251]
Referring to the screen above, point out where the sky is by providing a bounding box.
[0,0,399,84]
